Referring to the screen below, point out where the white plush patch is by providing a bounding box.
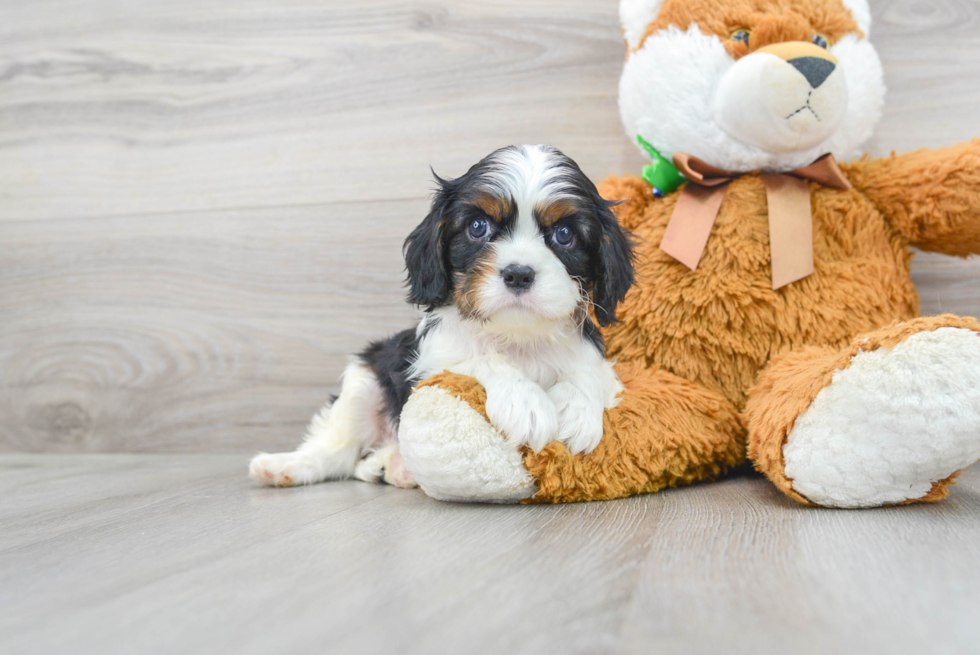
[826,34,885,160]
[620,0,663,50]
[398,386,537,503]
[620,25,884,172]
[784,328,980,508]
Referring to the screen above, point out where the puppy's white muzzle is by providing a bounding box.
[715,41,848,154]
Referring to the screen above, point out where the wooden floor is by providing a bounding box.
[3,454,980,655]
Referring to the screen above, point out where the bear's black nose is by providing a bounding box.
[788,56,836,89]
[501,264,535,292]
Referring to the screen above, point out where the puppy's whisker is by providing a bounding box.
[567,275,598,333]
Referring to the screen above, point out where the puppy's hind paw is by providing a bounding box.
[249,451,321,487]
[354,445,418,489]
[353,450,386,484]
[383,450,417,489]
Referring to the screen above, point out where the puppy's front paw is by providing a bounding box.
[485,381,559,452]
[549,382,604,455]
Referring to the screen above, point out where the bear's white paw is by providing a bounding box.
[784,327,980,508]
[485,379,559,453]
[549,381,604,455]
[398,385,536,503]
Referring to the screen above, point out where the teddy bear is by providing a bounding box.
[396,0,980,508]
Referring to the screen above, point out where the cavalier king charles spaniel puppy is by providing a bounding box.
[250,145,635,488]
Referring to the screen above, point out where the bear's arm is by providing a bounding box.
[844,139,980,256]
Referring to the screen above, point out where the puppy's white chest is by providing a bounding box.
[495,343,565,388]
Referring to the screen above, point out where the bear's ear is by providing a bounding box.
[841,0,872,36]
[620,0,664,51]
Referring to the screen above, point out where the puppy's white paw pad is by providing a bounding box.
[486,382,559,453]
[549,383,604,455]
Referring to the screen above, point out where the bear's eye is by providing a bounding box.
[730,29,751,46]
[468,217,490,240]
[812,34,829,49]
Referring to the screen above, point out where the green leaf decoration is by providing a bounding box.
[637,134,686,197]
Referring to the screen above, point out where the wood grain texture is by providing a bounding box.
[0,0,640,221]
[1,0,979,452]
[0,201,425,451]
[3,454,980,655]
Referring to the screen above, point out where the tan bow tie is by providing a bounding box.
[659,153,852,290]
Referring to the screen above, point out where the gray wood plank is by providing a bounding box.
[0,201,423,452]
[869,0,980,154]
[0,0,640,221]
[1,0,979,453]
[2,454,979,655]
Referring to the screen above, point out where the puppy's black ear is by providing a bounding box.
[592,198,635,327]
[403,171,454,311]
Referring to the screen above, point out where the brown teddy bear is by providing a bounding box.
[397,0,980,507]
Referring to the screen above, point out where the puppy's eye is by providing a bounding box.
[468,217,490,240]
[811,34,829,49]
[553,225,574,247]
[730,29,751,46]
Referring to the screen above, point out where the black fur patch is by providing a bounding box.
[358,328,421,424]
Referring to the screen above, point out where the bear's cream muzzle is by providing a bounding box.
[714,41,848,154]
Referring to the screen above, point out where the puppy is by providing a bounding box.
[249,145,635,488]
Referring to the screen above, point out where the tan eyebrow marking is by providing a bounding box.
[534,200,577,227]
[473,192,513,222]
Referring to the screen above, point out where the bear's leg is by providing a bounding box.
[399,364,746,503]
[746,315,980,508]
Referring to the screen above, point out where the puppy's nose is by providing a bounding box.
[501,264,535,292]
[788,57,836,89]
